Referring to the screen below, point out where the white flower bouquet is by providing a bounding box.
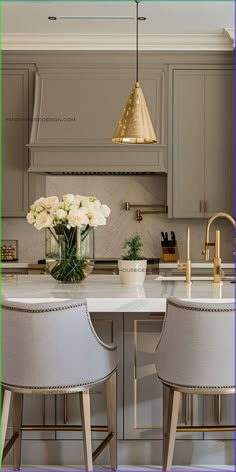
[27,194,111,282]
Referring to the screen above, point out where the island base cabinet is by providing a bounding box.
[123,313,203,440]
[203,394,235,440]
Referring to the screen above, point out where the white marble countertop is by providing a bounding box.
[2,274,234,312]
[2,261,234,270]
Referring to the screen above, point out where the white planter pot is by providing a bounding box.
[118,260,147,285]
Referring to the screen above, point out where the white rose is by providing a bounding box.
[93,199,101,210]
[73,195,82,204]
[100,204,111,218]
[33,197,46,207]
[34,211,53,230]
[68,208,89,227]
[89,213,106,227]
[43,196,59,210]
[63,194,75,204]
[81,197,90,208]
[26,212,35,224]
[55,209,67,220]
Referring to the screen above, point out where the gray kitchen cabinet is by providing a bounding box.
[123,313,203,440]
[2,69,29,217]
[55,312,123,441]
[203,394,234,440]
[28,66,167,173]
[169,68,233,218]
[2,67,46,217]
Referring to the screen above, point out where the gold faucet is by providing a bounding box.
[203,212,235,283]
[177,227,191,284]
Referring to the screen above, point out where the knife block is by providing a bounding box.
[162,243,179,262]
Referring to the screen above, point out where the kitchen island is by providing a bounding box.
[2,275,235,468]
[2,274,234,312]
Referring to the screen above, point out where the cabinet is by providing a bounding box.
[203,395,234,440]
[123,313,203,440]
[2,67,46,217]
[28,66,167,173]
[2,69,29,217]
[169,68,234,218]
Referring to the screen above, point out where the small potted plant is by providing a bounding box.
[118,234,147,285]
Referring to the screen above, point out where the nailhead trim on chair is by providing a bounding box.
[158,375,235,390]
[2,369,117,394]
[168,300,235,312]
[2,301,116,352]
[2,301,86,313]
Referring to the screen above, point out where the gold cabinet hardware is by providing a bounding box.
[200,200,204,213]
[216,394,221,424]
[63,394,68,424]
[184,393,190,425]
[42,396,46,425]
[149,313,165,320]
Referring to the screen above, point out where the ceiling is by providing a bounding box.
[2,1,234,51]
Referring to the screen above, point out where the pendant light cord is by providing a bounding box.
[136,0,139,83]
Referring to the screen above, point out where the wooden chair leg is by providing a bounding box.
[162,383,170,468]
[1,389,12,461]
[106,371,117,471]
[13,393,23,471]
[163,388,180,471]
[79,390,93,471]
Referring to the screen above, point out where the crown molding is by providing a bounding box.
[223,28,235,44]
[2,30,234,51]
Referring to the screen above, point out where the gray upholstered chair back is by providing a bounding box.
[155,297,235,389]
[2,299,117,391]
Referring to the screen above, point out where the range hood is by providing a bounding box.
[28,71,167,175]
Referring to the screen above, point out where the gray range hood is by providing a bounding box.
[28,71,167,175]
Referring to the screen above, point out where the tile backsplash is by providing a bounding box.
[2,175,234,262]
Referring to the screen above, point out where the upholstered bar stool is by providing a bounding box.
[1,298,118,471]
[155,297,235,471]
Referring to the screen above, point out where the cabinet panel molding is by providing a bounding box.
[168,67,234,219]
[2,69,29,217]
[124,313,203,440]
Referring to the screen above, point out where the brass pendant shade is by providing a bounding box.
[112,0,158,145]
[112,82,158,144]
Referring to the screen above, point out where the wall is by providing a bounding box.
[2,175,234,262]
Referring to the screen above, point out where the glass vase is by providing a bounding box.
[46,225,94,283]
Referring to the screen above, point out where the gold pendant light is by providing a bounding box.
[112,0,158,144]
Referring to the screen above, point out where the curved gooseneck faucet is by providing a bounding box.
[203,212,235,261]
[203,212,235,283]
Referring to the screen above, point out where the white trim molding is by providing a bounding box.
[224,28,235,45]
[2,30,234,51]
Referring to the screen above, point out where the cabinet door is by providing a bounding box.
[172,70,205,218]
[203,394,234,440]
[2,69,29,217]
[56,312,123,441]
[204,70,234,216]
[124,313,203,440]
[171,68,234,218]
